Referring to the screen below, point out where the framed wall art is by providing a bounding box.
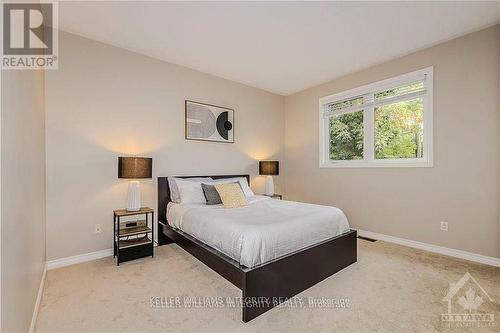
[185,100,234,143]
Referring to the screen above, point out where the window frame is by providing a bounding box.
[319,67,433,168]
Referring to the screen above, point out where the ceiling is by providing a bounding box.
[58,1,500,95]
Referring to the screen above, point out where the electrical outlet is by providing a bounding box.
[94,224,102,234]
[440,221,448,232]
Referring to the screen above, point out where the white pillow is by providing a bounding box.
[210,177,254,198]
[175,178,207,204]
[168,177,212,203]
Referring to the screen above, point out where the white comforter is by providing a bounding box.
[167,196,350,268]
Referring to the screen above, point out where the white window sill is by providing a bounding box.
[320,160,433,168]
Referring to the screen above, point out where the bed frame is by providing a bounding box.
[157,175,357,322]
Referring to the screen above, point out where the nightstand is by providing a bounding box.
[113,207,154,265]
[264,194,282,200]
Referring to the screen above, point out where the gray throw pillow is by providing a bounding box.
[201,183,222,205]
[201,182,243,205]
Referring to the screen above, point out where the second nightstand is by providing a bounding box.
[113,207,154,265]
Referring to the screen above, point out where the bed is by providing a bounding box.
[157,175,357,322]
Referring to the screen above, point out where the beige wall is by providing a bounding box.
[1,69,46,331]
[284,26,500,258]
[45,32,284,261]
[43,26,500,261]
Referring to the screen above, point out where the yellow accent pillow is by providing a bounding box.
[215,183,248,208]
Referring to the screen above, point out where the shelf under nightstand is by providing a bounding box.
[119,236,152,249]
[264,194,282,200]
[118,224,152,237]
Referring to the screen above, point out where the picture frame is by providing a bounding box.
[185,100,234,143]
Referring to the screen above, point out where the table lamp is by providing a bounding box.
[259,161,279,196]
[118,157,152,211]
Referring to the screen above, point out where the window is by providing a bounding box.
[319,67,433,167]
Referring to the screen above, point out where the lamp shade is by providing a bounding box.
[259,161,279,176]
[118,157,152,179]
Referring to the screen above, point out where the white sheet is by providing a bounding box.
[167,196,350,268]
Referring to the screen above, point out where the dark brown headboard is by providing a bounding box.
[157,175,250,223]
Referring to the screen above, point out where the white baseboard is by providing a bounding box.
[29,264,46,333]
[45,231,500,270]
[356,229,500,268]
[47,248,113,270]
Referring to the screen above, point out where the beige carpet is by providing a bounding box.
[36,240,500,332]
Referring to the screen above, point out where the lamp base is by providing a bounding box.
[126,181,141,211]
[265,176,274,196]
